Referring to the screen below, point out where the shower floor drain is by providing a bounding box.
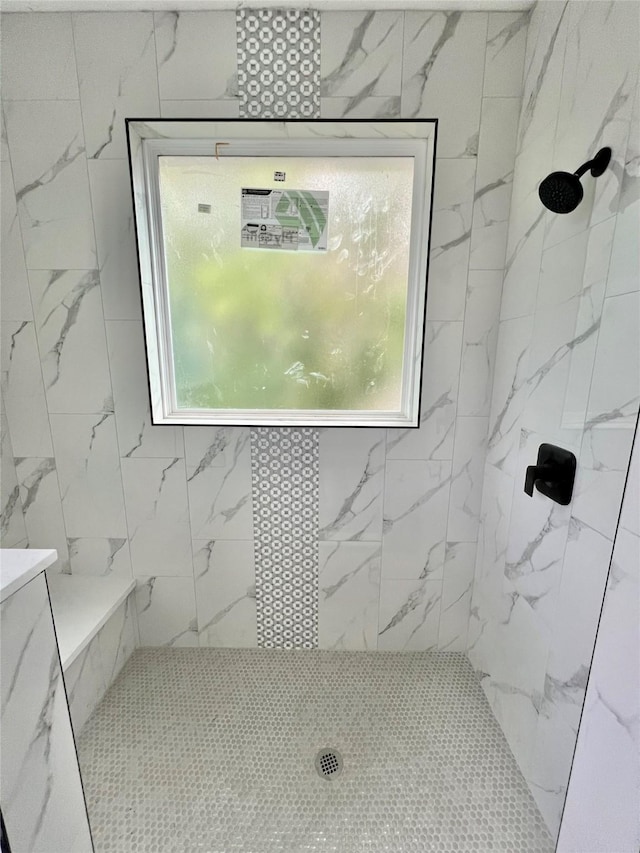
[315,748,343,779]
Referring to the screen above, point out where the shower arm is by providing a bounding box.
[573,147,612,179]
[573,161,592,178]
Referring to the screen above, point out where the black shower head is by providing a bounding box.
[538,170,584,214]
[538,147,612,214]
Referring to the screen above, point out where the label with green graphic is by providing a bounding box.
[241,188,329,252]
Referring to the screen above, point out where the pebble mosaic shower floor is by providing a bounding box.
[77,649,553,853]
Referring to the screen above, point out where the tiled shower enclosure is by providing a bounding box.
[1,1,638,849]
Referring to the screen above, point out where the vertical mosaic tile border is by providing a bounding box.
[237,9,321,648]
[251,428,319,648]
[237,9,320,119]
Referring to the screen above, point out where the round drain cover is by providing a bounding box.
[315,748,343,779]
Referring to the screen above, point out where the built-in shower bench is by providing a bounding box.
[48,571,138,734]
[48,573,135,669]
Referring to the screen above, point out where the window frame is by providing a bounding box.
[126,118,437,428]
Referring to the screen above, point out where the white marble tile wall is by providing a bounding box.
[469,0,640,840]
[0,571,93,852]
[0,403,27,548]
[0,10,526,651]
[319,9,526,652]
[557,423,639,853]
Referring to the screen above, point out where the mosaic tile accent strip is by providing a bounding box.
[237,8,320,118]
[78,648,554,853]
[251,427,319,648]
[236,10,321,648]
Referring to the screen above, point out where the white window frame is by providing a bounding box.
[126,118,437,428]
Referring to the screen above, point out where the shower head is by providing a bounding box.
[538,171,584,214]
[538,147,612,214]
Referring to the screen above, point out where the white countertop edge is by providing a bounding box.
[48,574,136,670]
[0,548,58,603]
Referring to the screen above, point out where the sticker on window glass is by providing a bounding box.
[241,188,329,252]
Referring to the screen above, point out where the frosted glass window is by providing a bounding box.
[127,120,436,427]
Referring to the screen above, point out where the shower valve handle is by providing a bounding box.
[524,464,556,497]
[524,444,576,506]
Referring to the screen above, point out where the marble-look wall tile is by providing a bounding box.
[483,662,540,785]
[607,189,640,301]
[471,6,639,839]
[88,159,142,320]
[471,592,549,779]
[155,12,238,101]
[447,416,488,543]
[0,13,79,101]
[559,218,616,430]
[318,428,384,541]
[382,460,451,581]
[186,427,253,540]
[73,12,159,160]
[504,432,575,630]
[122,457,192,578]
[485,314,535,477]
[68,536,132,578]
[320,96,400,120]
[98,595,138,686]
[318,541,380,650]
[549,1,637,244]
[160,99,240,119]
[378,577,442,651]
[586,291,640,427]
[523,231,599,435]
[63,633,106,736]
[402,11,488,158]
[184,425,231,470]
[457,270,503,417]
[472,462,516,585]
[619,427,639,537]
[558,517,640,852]
[541,517,613,735]
[28,270,112,415]
[3,100,96,269]
[1,572,93,852]
[1,320,53,458]
[499,161,546,322]
[0,161,31,322]
[50,413,127,538]
[606,79,639,299]
[427,159,477,322]
[194,539,256,648]
[0,406,27,548]
[321,12,403,99]
[572,426,636,541]
[470,97,520,270]
[387,322,463,462]
[438,541,475,651]
[0,110,8,162]
[528,709,578,838]
[517,1,569,163]
[499,5,570,322]
[106,321,184,459]
[135,576,198,647]
[15,457,69,571]
[483,12,528,98]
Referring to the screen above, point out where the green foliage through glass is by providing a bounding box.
[158,155,414,411]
